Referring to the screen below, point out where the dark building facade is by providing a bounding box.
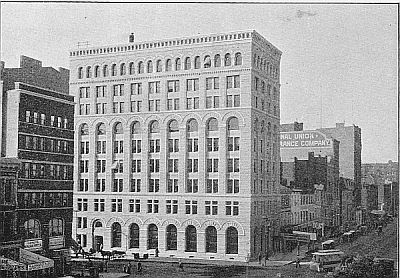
[1,56,74,276]
[318,123,362,208]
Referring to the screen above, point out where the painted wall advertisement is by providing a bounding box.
[280,131,332,148]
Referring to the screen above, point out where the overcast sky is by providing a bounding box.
[1,3,398,163]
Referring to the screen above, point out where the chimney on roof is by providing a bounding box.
[129,33,135,43]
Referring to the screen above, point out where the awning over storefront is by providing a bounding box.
[19,248,54,271]
[0,256,25,271]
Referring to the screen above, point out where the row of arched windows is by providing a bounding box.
[80,117,240,136]
[110,222,238,254]
[23,218,64,239]
[77,53,243,79]
[253,54,279,79]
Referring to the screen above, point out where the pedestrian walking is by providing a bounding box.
[127,262,132,274]
[178,259,184,271]
[123,264,127,273]
[262,255,267,266]
[137,261,142,273]
[258,251,262,264]
[155,248,159,257]
[295,256,301,268]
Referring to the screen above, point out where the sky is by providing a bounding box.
[1,3,398,163]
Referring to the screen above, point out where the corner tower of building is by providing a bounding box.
[69,30,281,261]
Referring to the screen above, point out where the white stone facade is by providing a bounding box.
[70,30,281,261]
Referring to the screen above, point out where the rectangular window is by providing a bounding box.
[96,141,106,154]
[227,179,240,193]
[96,85,107,97]
[167,80,180,92]
[225,201,239,215]
[113,84,124,96]
[186,79,199,91]
[187,139,198,152]
[149,139,160,153]
[206,179,219,193]
[148,81,161,94]
[25,111,31,122]
[113,140,124,153]
[112,179,123,192]
[168,139,179,152]
[131,160,141,173]
[194,97,199,109]
[79,160,89,173]
[147,200,159,213]
[148,179,160,192]
[132,140,142,153]
[131,83,142,95]
[187,159,199,173]
[95,179,105,192]
[96,160,106,173]
[40,114,46,125]
[186,179,198,193]
[168,159,179,173]
[130,179,141,192]
[149,159,160,173]
[80,141,89,154]
[166,200,178,214]
[78,179,88,191]
[205,201,218,215]
[129,199,141,213]
[79,87,90,98]
[167,179,179,193]
[206,159,219,172]
[185,200,198,214]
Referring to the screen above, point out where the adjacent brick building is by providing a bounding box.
[0,56,74,276]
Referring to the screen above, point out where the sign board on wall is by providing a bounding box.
[280,131,332,148]
[49,236,64,250]
[24,239,42,251]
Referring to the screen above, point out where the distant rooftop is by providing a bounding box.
[69,30,282,58]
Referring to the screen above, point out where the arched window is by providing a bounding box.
[224,53,231,66]
[205,226,217,253]
[97,123,106,135]
[129,223,140,249]
[267,122,271,135]
[111,222,122,247]
[254,119,259,132]
[166,59,172,71]
[235,52,242,66]
[150,120,160,133]
[111,64,117,76]
[80,123,89,135]
[78,67,83,79]
[194,56,200,69]
[168,120,179,132]
[147,224,158,249]
[187,119,198,132]
[207,118,218,131]
[131,122,141,134]
[129,62,135,75]
[147,60,153,73]
[49,218,63,237]
[94,220,102,228]
[166,224,177,250]
[94,65,100,77]
[175,58,181,71]
[86,66,92,78]
[103,65,109,77]
[120,63,126,75]
[24,219,41,239]
[138,61,144,74]
[156,60,162,72]
[214,54,221,67]
[226,227,238,254]
[185,225,197,252]
[227,117,239,130]
[114,122,123,134]
[184,57,191,70]
[204,55,211,68]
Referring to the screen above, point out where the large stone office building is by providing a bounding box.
[70,30,282,261]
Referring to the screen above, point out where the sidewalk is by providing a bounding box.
[71,253,292,268]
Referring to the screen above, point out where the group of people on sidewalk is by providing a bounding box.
[122,262,142,275]
[257,251,269,266]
